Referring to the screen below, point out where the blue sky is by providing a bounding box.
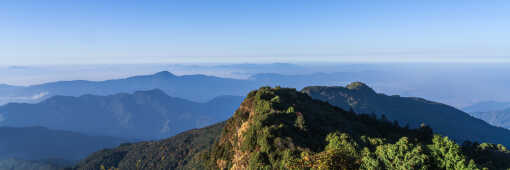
[1,0,509,65]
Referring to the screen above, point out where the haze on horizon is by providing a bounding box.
[1,0,509,65]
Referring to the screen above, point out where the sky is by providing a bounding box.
[1,0,509,65]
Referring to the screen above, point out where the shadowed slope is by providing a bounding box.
[302,82,510,146]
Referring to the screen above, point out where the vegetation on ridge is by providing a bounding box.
[203,87,509,169]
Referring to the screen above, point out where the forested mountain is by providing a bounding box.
[74,87,510,170]
[75,123,225,170]
[0,89,243,139]
[302,82,510,146]
[0,126,125,161]
[469,108,510,130]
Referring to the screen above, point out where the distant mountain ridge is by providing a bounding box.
[0,89,243,139]
[0,71,256,104]
[0,70,388,106]
[463,101,510,113]
[302,82,510,146]
[469,108,510,130]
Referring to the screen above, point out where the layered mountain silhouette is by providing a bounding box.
[74,87,510,170]
[0,71,384,105]
[0,71,255,104]
[0,89,243,139]
[0,126,125,161]
[301,82,510,146]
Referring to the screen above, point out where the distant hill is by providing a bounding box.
[463,101,510,113]
[469,108,510,130]
[75,87,510,170]
[0,89,243,139]
[0,126,125,161]
[301,82,510,146]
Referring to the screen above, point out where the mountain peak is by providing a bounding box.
[153,71,176,77]
[346,82,375,93]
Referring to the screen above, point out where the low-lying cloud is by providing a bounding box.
[0,92,50,105]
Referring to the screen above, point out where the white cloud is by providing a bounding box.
[1,92,50,101]
[0,92,50,105]
[30,92,49,100]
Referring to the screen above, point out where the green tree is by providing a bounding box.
[374,137,429,170]
[429,135,478,170]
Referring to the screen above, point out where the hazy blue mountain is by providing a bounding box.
[4,63,510,107]
[470,108,510,130]
[0,70,388,106]
[0,89,243,139]
[463,101,510,113]
[302,82,510,146]
[3,64,510,108]
[0,71,255,105]
[0,126,125,161]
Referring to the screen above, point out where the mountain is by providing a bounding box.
[75,87,510,169]
[301,82,510,146]
[0,89,243,139]
[463,101,510,113]
[0,71,256,105]
[0,70,389,106]
[0,126,125,161]
[469,108,510,130]
[74,122,224,170]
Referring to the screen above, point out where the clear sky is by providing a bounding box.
[1,0,509,65]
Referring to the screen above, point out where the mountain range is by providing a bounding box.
[0,89,243,139]
[4,64,510,107]
[0,70,389,106]
[302,82,510,146]
[74,87,510,170]
[0,71,254,105]
[3,70,510,169]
